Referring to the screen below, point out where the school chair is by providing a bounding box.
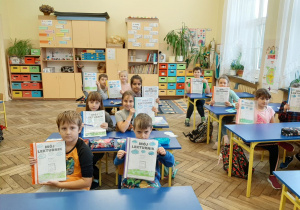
[0,93,7,129]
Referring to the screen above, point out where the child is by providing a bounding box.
[96,74,108,100]
[278,82,300,169]
[210,75,239,149]
[119,70,131,94]
[114,113,174,188]
[236,88,280,189]
[29,111,93,192]
[185,67,210,126]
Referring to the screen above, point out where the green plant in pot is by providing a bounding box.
[164,23,192,62]
[192,45,209,69]
[7,39,32,64]
[230,53,244,77]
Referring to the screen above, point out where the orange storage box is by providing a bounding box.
[159,70,168,77]
[21,74,31,81]
[176,83,185,89]
[11,74,21,81]
[23,91,32,97]
[21,83,32,90]
[31,83,42,89]
[159,63,168,70]
[25,57,35,64]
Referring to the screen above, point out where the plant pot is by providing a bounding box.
[229,69,236,76]
[237,69,244,77]
[168,56,175,62]
[43,12,50,16]
[176,56,184,62]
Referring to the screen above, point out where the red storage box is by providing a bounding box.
[159,70,168,77]
[21,74,31,81]
[159,63,168,69]
[25,57,35,64]
[31,82,42,89]
[21,83,32,89]
[11,74,21,81]
[23,91,32,97]
[176,83,185,89]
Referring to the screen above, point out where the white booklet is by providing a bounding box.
[83,72,97,91]
[236,99,255,124]
[142,86,159,108]
[190,78,203,94]
[30,141,66,184]
[134,97,155,121]
[288,87,300,112]
[124,138,158,181]
[212,86,230,106]
[108,80,122,98]
[81,110,106,137]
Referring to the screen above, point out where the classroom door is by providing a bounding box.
[42,73,60,98]
[72,21,89,48]
[59,73,76,98]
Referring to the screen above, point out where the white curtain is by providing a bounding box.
[275,0,300,88]
[220,0,268,83]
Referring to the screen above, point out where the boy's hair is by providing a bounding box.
[85,91,104,111]
[56,110,82,129]
[98,74,108,80]
[218,75,230,84]
[193,66,202,73]
[130,74,142,86]
[133,113,152,129]
[255,88,271,99]
[122,90,135,101]
[119,70,128,77]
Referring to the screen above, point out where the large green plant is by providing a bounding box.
[164,23,192,60]
[192,46,209,69]
[7,39,32,58]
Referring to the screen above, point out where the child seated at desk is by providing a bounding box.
[29,111,93,192]
[97,73,113,114]
[209,75,239,149]
[185,67,210,127]
[114,113,174,188]
[119,70,131,94]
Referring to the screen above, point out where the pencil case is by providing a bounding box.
[154,138,170,145]
[281,127,300,136]
[90,138,114,149]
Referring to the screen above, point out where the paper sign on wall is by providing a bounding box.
[150,31,158,35]
[107,48,115,60]
[41,20,52,26]
[132,23,141,30]
[146,43,155,47]
[128,30,137,34]
[149,23,158,27]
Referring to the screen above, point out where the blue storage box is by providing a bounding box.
[177,77,185,83]
[95,50,105,53]
[176,90,185,95]
[31,74,41,81]
[168,64,177,70]
[12,83,21,89]
[168,70,176,77]
[32,90,42,97]
[167,83,176,90]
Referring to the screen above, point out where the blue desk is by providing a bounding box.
[0,186,202,210]
[111,115,170,129]
[77,99,122,108]
[269,103,281,113]
[235,92,255,98]
[225,122,300,197]
[274,171,300,210]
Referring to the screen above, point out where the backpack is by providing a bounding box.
[183,121,213,143]
[0,125,6,143]
[221,144,253,179]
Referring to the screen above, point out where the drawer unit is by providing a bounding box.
[31,74,42,81]
[177,63,186,70]
[159,63,168,69]
[20,66,30,72]
[159,70,168,77]
[167,90,176,95]
[168,70,176,77]
[31,82,42,89]
[32,91,43,97]
[12,83,22,90]
[176,90,185,95]
[12,91,22,98]
[176,83,185,89]
[167,83,176,90]
[159,83,167,90]
[23,91,32,97]
[11,74,21,81]
[204,77,213,83]
[177,77,185,83]
[159,90,167,96]
[186,70,194,76]
[204,70,213,77]
[30,66,40,73]
[21,74,31,81]
[159,77,167,83]
[11,66,20,72]
[168,64,177,70]
[177,70,185,76]
[21,83,31,90]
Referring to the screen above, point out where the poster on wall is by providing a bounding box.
[262,47,278,93]
[190,28,206,50]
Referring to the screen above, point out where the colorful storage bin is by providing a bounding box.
[167,77,176,83]
[20,66,30,73]
[11,74,21,81]
[168,70,176,77]
[11,66,20,73]
[176,83,185,89]
[30,66,40,73]
[208,82,212,89]
[159,77,167,83]
[12,91,22,98]
[159,63,168,69]
[31,74,41,81]
[177,64,186,70]
[159,70,168,77]
[159,90,167,96]
[32,91,42,97]
[186,76,194,81]
[177,77,185,83]
[167,83,176,90]
[31,49,41,56]
[167,90,176,95]
[186,70,194,76]
[25,57,35,64]
[12,83,22,90]
[177,70,185,76]
[168,64,177,70]
[23,91,32,97]
[21,74,31,81]
[204,70,213,77]
[176,90,185,95]
[21,83,31,90]
[204,77,213,83]
[31,83,42,89]
[159,83,167,90]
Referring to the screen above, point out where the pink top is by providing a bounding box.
[121,83,131,92]
[255,106,275,124]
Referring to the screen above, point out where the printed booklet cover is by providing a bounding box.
[108,80,122,98]
[81,110,106,137]
[83,72,97,91]
[288,87,300,112]
[134,97,155,121]
[190,78,203,94]
[236,99,255,124]
[212,86,230,106]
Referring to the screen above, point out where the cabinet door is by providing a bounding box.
[127,21,143,49]
[74,73,83,98]
[55,20,73,48]
[106,48,128,80]
[141,74,158,86]
[59,73,76,98]
[42,73,60,98]
[72,21,89,48]
[38,19,57,47]
[89,21,106,48]
[143,21,159,49]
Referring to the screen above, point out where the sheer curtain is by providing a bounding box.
[275,0,300,88]
[220,0,268,83]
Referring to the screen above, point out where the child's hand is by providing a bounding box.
[185,79,191,84]
[202,79,208,83]
[100,122,108,129]
[225,101,232,107]
[152,106,158,113]
[156,98,160,104]
[235,102,239,109]
[117,150,126,159]
[210,100,215,106]
[105,86,108,91]
[157,147,166,156]
[284,103,290,112]
[120,90,124,94]
[129,108,135,116]
[96,81,100,88]
[42,180,60,187]
[29,156,37,166]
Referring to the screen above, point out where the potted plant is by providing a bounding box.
[230,53,244,77]
[192,46,209,69]
[164,23,192,62]
[39,5,54,16]
[7,39,32,64]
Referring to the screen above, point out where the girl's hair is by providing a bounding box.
[130,74,142,86]
[98,74,108,80]
[218,75,230,84]
[119,70,128,77]
[122,90,135,101]
[255,88,271,100]
[133,113,152,129]
[85,91,104,111]
[193,66,202,73]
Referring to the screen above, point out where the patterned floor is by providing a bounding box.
[159,99,188,114]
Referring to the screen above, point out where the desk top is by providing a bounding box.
[274,171,300,198]
[235,92,255,98]
[0,186,202,210]
[111,115,169,129]
[225,122,300,143]
[77,99,122,108]
[186,93,208,99]
[186,92,254,100]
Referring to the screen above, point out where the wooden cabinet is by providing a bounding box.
[106,48,128,80]
[42,73,75,98]
[75,73,83,98]
[128,74,158,86]
[42,73,60,98]
[72,21,106,48]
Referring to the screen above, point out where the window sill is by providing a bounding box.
[226,75,259,86]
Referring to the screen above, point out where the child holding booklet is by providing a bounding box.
[29,111,93,192]
[210,75,239,149]
[119,70,131,94]
[114,113,174,188]
[185,67,210,126]
[96,74,108,100]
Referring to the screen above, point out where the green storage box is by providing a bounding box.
[204,70,213,76]
[167,77,177,83]
[186,76,194,81]
[177,63,186,70]
[208,82,212,89]
[31,49,41,56]
[159,77,167,83]
[30,66,40,73]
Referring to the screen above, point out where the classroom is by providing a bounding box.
[0,0,300,209]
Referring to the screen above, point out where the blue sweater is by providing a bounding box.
[114,141,175,181]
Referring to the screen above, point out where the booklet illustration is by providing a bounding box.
[236,99,255,124]
[142,86,159,108]
[134,97,155,121]
[81,110,106,137]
